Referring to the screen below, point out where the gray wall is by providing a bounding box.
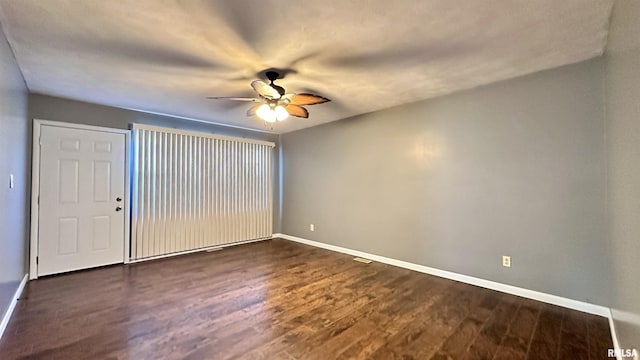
[282,58,609,305]
[29,94,282,233]
[0,24,28,319]
[605,0,640,350]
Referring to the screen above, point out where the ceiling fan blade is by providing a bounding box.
[286,93,330,106]
[206,96,260,102]
[246,103,263,117]
[251,80,281,99]
[285,104,309,118]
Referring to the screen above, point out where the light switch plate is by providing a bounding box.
[9,174,14,189]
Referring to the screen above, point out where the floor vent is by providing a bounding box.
[353,257,373,264]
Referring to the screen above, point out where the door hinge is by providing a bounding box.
[36,256,38,265]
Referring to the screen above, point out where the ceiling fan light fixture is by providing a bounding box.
[207,70,329,123]
[257,103,277,123]
[275,105,289,121]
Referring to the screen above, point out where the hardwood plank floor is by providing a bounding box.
[0,239,613,359]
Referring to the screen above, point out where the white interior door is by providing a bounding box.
[38,125,126,276]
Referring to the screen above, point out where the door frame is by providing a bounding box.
[30,119,132,279]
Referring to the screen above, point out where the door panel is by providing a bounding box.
[58,159,79,203]
[57,217,79,255]
[38,125,126,276]
[93,161,111,202]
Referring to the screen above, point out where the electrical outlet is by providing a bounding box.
[502,256,511,268]
[310,224,315,232]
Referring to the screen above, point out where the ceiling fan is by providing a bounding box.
[207,71,330,123]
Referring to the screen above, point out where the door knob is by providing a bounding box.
[116,197,122,202]
[115,206,123,211]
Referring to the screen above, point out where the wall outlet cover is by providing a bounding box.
[502,256,511,268]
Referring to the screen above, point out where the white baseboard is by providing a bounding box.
[272,233,610,317]
[0,274,28,341]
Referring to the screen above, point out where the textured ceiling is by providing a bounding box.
[0,0,613,133]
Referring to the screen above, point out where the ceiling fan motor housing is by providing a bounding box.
[265,71,279,82]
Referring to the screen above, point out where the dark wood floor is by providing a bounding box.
[1,239,612,359]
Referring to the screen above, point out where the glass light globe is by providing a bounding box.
[275,105,289,121]
[256,104,276,123]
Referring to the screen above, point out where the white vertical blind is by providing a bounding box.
[131,124,274,260]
